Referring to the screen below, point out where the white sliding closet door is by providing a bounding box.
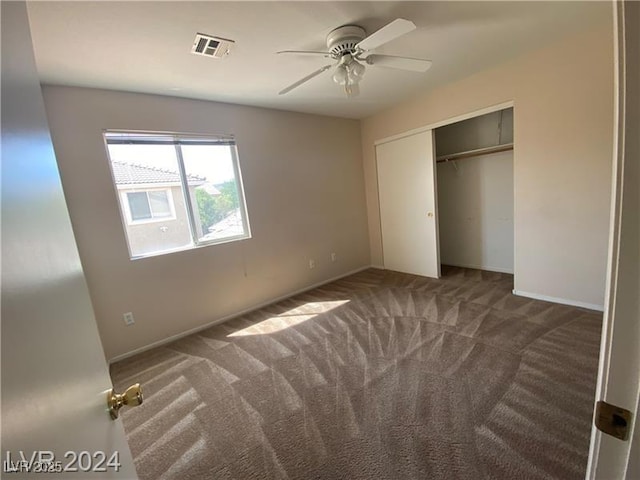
[376,130,440,278]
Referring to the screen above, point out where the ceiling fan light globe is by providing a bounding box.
[332,65,348,85]
[346,71,360,85]
[351,61,366,78]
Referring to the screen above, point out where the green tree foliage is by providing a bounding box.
[195,188,217,232]
[195,181,240,232]
[218,181,240,210]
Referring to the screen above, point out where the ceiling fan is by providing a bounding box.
[277,18,432,97]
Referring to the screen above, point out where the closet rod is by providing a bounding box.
[436,143,514,163]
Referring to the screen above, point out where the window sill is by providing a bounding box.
[130,232,252,260]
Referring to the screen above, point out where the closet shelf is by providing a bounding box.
[436,143,514,163]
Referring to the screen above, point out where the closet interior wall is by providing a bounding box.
[435,109,514,274]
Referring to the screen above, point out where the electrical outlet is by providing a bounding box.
[331,252,337,262]
[309,259,315,269]
[123,312,135,326]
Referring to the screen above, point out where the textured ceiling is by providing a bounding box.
[26,1,611,119]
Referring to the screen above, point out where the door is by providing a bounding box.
[1,3,137,478]
[587,1,639,478]
[376,129,440,278]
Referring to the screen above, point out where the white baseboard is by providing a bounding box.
[512,289,604,312]
[443,262,514,274]
[109,265,374,364]
[370,263,385,270]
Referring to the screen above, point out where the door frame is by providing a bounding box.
[585,0,639,477]
[374,101,514,147]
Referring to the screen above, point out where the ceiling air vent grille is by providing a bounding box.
[191,33,234,59]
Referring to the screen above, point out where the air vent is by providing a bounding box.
[191,33,234,59]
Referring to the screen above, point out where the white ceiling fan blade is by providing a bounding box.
[355,18,416,52]
[365,54,432,72]
[278,64,333,95]
[277,50,332,57]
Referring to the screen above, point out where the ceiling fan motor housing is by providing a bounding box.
[326,25,366,57]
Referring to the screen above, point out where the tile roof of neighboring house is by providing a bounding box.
[112,161,206,186]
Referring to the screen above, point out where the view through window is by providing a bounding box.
[105,132,250,258]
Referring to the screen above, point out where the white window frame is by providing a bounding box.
[120,187,176,225]
[104,130,252,259]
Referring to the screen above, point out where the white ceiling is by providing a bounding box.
[26,1,610,119]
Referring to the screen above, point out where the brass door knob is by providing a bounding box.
[107,383,143,419]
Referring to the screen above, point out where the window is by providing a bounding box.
[104,132,251,259]
[126,190,174,223]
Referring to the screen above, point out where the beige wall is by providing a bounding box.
[43,86,370,360]
[361,22,614,309]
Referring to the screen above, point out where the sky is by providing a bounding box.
[107,144,236,184]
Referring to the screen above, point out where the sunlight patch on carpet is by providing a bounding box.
[228,300,350,336]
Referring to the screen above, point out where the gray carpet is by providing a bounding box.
[111,266,602,480]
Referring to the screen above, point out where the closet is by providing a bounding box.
[435,108,514,273]
[375,107,514,278]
